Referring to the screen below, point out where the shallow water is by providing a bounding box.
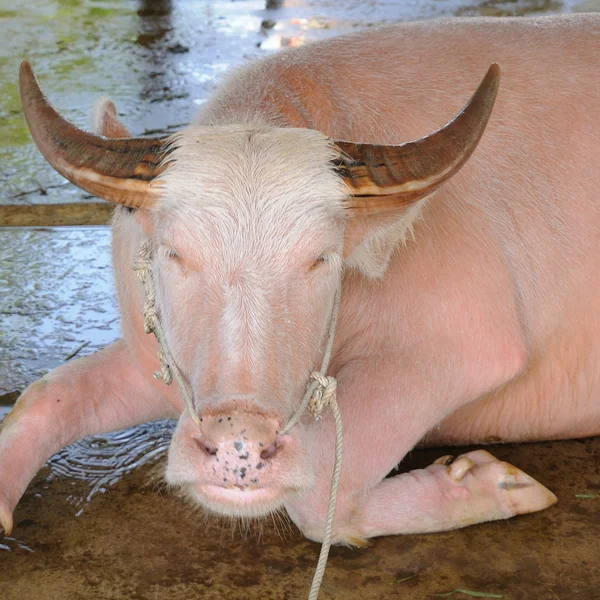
[0,227,118,398]
[1,0,600,598]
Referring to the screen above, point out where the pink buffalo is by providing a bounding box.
[1,14,598,546]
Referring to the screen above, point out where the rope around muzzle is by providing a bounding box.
[133,240,344,600]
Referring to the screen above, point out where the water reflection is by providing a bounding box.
[0,537,34,553]
[0,227,119,395]
[455,0,564,16]
[48,419,175,513]
[135,0,188,107]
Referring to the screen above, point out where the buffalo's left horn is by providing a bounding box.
[19,61,172,209]
[334,63,501,214]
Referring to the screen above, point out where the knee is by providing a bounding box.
[287,497,370,548]
[1,379,53,432]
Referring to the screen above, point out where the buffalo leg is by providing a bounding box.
[0,339,176,536]
[285,353,555,544]
[345,449,556,540]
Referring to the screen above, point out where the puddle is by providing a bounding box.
[0,537,34,553]
[0,227,119,394]
[47,419,175,513]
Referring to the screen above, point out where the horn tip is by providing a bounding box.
[488,63,501,79]
[19,60,33,80]
[19,60,39,102]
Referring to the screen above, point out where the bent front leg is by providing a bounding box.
[347,450,557,539]
[0,339,177,535]
[286,334,534,544]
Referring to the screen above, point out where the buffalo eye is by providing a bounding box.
[309,255,328,271]
[160,245,179,260]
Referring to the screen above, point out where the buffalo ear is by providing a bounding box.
[92,98,132,138]
[90,98,153,233]
[342,201,428,278]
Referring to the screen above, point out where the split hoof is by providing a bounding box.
[433,449,557,519]
[495,462,557,515]
[447,456,474,481]
[0,503,13,537]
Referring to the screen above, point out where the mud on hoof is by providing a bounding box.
[434,449,557,521]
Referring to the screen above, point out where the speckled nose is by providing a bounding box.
[195,413,285,488]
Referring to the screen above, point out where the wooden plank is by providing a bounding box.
[0,202,114,227]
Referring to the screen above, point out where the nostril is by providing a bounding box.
[194,437,218,456]
[260,439,283,461]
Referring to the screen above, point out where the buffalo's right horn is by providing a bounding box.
[334,63,501,214]
[19,61,173,209]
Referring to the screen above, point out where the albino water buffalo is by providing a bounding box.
[1,14,598,546]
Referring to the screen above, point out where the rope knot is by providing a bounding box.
[308,371,337,420]
[154,348,173,384]
[142,298,159,334]
[133,241,153,284]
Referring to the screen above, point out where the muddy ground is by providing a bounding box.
[2,435,600,599]
[1,0,600,598]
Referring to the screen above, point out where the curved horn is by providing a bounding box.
[19,61,173,209]
[334,63,501,214]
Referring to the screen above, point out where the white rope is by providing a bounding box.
[279,286,343,600]
[133,241,200,426]
[133,240,344,599]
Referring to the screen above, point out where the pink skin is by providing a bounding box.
[4,15,600,541]
[0,340,177,535]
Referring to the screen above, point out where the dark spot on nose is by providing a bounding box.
[227,417,231,421]
[256,461,266,470]
[250,478,258,484]
[234,440,243,452]
[239,467,247,479]
[219,418,223,423]
[239,453,249,460]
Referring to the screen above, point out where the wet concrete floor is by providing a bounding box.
[1,0,600,598]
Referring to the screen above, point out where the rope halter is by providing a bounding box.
[133,239,344,600]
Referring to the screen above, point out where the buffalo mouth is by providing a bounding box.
[189,483,287,518]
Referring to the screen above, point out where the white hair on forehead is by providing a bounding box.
[156,125,349,244]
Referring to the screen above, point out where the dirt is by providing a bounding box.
[1,434,599,599]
